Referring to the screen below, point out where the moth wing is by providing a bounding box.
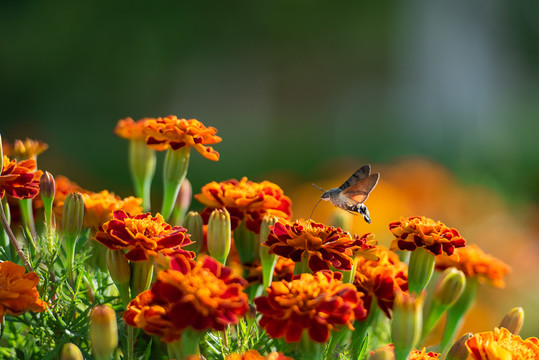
[340,173,379,204]
[339,165,371,190]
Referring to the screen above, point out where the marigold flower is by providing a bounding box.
[435,244,510,288]
[0,261,47,322]
[114,117,154,141]
[226,349,295,360]
[354,246,408,317]
[254,270,367,343]
[82,190,142,229]
[196,177,292,234]
[94,209,194,261]
[124,256,248,341]
[389,216,466,256]
[0,156,42,200]
[13,138,48,160]
[466,327,539,360]
[143,115,221,160]
[263,219,371,272]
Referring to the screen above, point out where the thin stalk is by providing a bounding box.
[0,199,32,271]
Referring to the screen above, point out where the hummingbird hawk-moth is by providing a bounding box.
[311,164,380,223]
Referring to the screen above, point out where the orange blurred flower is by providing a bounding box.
[124,256,248,341]
[263,219,375,272]
[13,138,48,160]
[114,117,153,141]
[82,190,142,230]
[409,348,441,359]
[435,244,511,288]
[0,261,47,322]
[354,246,408,317]
[195,177,292,234]
[243,257,296,285]
[466,327,539,360]
[389,216,466,256]
[226,349,295,360]
[94,210,194,261]
[0,156,42,200]
[1,142,12,157]
[143,115,221,160]
[254,270,367,343]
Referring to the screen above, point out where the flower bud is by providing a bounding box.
[391,291,424,360]
[90,305,118,360]
[40,171,55,201]
[499,307,524,335]
[60,343,84,360]
[183,211,203,254]
[207,208,231,264]
[445,332,472,360]
[259,214,278,289]
[106,249,130,285]
[62,192,85,242]
[170,178,192,226]
[433,268,466,307]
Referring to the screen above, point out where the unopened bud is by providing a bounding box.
[391,291,424,360]
[62,192,85,242]
[60,343,83,360]
[433,268,466,307]
[90,305,118,360]
[183,211,203,254]
[207,208,231,264]
[445,332,472,360]
[40,171,55,202]
[499,307,524,335]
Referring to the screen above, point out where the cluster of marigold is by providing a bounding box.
[0,116,537,360]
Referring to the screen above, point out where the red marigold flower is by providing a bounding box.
[466,327,539,360]
[0,261,47,322]
[13,138,48,160]
[254,270,367,343]
[143,116,221,160]
[263,219,371,272]
[435,244,510,288]
[195,177,292,234]
[94,210,194,261]
[124,256,248,341]
[389,216,466,256]
[114,117,154,141]
[226,349,295,360]
[0,156,43,200]
[354,246,408,317]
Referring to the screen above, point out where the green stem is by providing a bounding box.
[295,332,324,360]
[161,147,190,221]
[126,326,134,360]
[0,198,33,271]
[180,328,204,358]
[130,261,154,297]
[294,252,311,275]
[19,198,36,238]
[420,300,446,343]
[351,300,379,356]
[408,248,435,294]
[234,221,259,265]
[129,140,156,212]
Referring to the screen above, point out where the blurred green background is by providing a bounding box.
[2,0,539,205]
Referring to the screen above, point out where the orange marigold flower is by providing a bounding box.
[254,270,367,343]
[0,155,42,200]
[195,177,292,234]
[114,117,154,141]
[82,190,142,230]
[0,261,47,322]
[143,115,221,160]
[354,246,408,317]
[243,257,296,285]
[13,138,48,160]
[435,244,510,288]
[466,327,539,360]
[124,256,248,341]
[226,349,295,360]
[389,216,466,256]
[263,219,374,272]
[409,348,441,359]
[94,210,194,261]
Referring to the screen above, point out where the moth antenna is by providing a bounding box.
[312,183,325,192]
[309,198,322,220]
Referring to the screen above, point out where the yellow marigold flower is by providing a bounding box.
[226,349,295,360]
[466,327,539,360]
[409,348,441,359]
[254,270,367,343]
[435,244,510,288]
[94,209,194,261]
[0,261,47,322]
[0,155,43,200]
[124,256,248,342]
[263,219,374,272]
[195,177,293,234]
[143,115,221,160]
[354,246,408,317]
[114,117,154,141]
[82,190,142,230]
[13,138,48,160]
[389,216,466,256]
